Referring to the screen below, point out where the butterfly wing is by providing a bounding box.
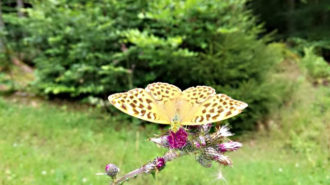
[145,82,182,102]
[180,87,248,125]
[109,88,170,124]
[178,86,216,124]
[108,82,182,124]
[181,86,216,104]
[109,83,247,125]
[145,82,182,121]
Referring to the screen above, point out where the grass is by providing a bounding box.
[0,76,329,185]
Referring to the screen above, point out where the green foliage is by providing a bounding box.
[269,78,329,165]
[277,37,330,85]
[0,98,328,185]
[19,1,134,96]
[0,0,29,62]
[300,47,330,82]
[3,0,287,131]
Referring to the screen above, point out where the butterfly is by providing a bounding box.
[108,82,247,128]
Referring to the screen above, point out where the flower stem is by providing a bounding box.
[110,150,186,185]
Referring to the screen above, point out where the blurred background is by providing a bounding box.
[0,0,329,184]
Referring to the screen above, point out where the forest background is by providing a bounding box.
[0,0,329,185]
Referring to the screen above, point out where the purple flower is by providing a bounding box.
[105,163,120,178]
[167,128,188,149]
[217,142,242,153]
[194,141,201,148]
[155,157,166,170]
[198,136,207,146]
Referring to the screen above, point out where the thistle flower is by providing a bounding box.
[204,147,232,166]
[167,128,188,149]
[155,157,166,170]
[105,164,120,178]
[106,124,241,185]
[217,141,242,153]
[198,135,207,146]
[207,125,233,144]
[193,141,201,148]
[218,125,233,137]
[204,147,219,159]
[214,154,232,166]
[200,123,212,134]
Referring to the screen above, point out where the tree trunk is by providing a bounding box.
[0,0,5,51]
[287,0,295,35]
[16,0,24,18]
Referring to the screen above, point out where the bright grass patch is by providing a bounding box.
[0,97,328,185]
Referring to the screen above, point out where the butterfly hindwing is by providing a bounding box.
[146,82,182,121]
[177,86,216,124]
[108,88,170,124]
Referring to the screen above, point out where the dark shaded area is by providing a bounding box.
[249,0,330,59]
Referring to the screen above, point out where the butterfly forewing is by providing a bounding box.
[181,86,216,104]
[146,82,181,101]
[108,88,170,124]
[181,94,248,125]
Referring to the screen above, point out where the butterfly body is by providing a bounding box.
[108,82,247,127]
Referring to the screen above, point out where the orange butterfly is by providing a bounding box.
[109,82,247,129]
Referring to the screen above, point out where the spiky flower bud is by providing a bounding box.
[167,128,188,149]
[204,147,219,158]
[214,154,232,166]
[198,136,207,146]
[218,125,233,137]
[105,163,120,178]
[150,135,169,148]
[193,141,201,148]
[155,157,166,170]
[200,123,212,134]
[208,125,233,143]
[204,147,232,166]
[217,141,242,153]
